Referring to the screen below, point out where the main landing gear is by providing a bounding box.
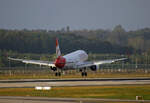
[55,72,61,76]
[51,67,62,77]
[80,68,87,77]
[81,72,87,77]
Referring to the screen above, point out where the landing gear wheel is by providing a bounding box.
[55,72,61,76]
[82,72,84,77]
[84,72,87,76]
[81,72,87,77]
[58,72,61,76]
[55,72,58,76]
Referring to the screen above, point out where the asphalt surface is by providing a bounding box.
[1,78,150,103]
[1,77,150,83]
[0,78,150,88]
[0,96,150,103]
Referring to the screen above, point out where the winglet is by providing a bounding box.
[56,38,61,57]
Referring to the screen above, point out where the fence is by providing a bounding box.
[0,64,150,75]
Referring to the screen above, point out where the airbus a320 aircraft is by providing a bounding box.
[8,38,126,76]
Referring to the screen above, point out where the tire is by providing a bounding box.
[85,72,87,76]
[81,72,84,77]
[55,72,58,76]
[58,72,61,76]
[81,72,87,77]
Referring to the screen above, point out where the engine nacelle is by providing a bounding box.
[90,65,98,71]
[50,67,57,71]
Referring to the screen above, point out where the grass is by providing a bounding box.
[1,72,150,79]
[0,85,150,100]
[82,101,141,103]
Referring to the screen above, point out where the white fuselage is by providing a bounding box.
[63,50,88,68]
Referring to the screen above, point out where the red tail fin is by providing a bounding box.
[56,38,61,57]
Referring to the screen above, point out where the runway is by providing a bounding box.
[0,78,150,88]
[0,96,150,103]
[1,78,150,103]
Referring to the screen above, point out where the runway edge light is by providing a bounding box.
[35,86,42,90]
[43,87,51,90]
[35,86,52,90]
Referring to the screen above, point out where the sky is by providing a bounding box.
[0,0,150,31]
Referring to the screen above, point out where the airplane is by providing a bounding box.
[8,38,127,76]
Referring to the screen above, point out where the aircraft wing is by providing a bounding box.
[8,57,55,67]
[77,58,127,68]
[93,58,127,65]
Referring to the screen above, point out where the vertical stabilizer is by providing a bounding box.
[56,38,61,57]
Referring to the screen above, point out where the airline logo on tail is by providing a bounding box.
[56,38,61,57]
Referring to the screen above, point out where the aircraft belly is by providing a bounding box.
[64,61,79,69]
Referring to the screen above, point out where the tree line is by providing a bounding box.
[0,26,139,54]
[73,25,150,53]
[0,25,150,67]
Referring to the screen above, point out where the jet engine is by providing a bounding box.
[50,67,57,71]
[90,65,98,71]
